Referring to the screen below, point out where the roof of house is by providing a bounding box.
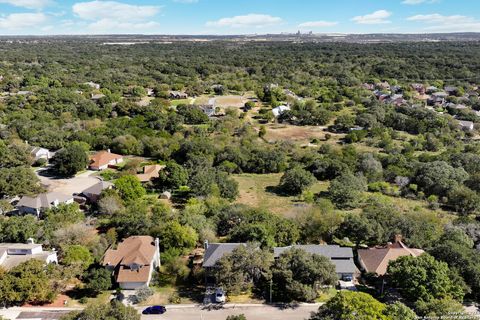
[116,264,152,283]
[273,244,353,259]
[102,236,156,267]
[274,245,358,274]
[103,236,157,284]
[82,181,113,196]
[17,192,73,210]
[30,146,49,155]
[0,243,42,250]
[136,164,165,183]
[459,120,474,128]
[272,105,290,117]
[203,243,245,268]
[89,151,123,168]
[0,252,54,270]
[358,241,424,275]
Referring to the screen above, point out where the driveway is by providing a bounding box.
[36,169,101,195]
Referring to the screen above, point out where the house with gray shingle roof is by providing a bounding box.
[16,192,74,217]
[274,245,359,280]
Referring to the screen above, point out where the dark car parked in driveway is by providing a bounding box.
[142,306,167,315]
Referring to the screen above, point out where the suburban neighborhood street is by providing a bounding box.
[0,304,321,320]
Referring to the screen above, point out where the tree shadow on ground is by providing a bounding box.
[265,185,291,197]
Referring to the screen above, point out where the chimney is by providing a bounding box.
[204,240,209,250]
[107,149,111,153]
[154,238,161,269]
[394,234,403,244]
[26,238,35,244]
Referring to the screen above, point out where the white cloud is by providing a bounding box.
[407,13,480,32]
[298,21,338,28]
[72,1,161,33]
[0,13,47,30]
[73,1,160,21]
[0,0,52,9]
[352,10,392,24]
[402,0,438,4]
[206,14,282,28]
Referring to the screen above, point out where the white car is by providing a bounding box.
[215,288,226,303]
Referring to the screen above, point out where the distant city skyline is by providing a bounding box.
[0,0,479,35]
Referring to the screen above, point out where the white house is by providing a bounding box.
[30,146,54,162]
[89,150,124,171]
[0,239,57,270]
[84,81,100,90]
[272,105,290,118]
[458,120,474,131]
[102,236,160,290]
[16,192,74,217]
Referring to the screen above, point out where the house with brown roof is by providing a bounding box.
[357,235,424,276]
[102,236,160,290]
[89,150,124,171]
[136,164,165,183]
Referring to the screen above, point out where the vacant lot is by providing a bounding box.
[214,95,246,108]
[233,173,328,218]
[263,124,344,145]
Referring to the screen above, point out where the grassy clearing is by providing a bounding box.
[233,173,329,218]
[263,123,341,145]
[170,98,193,106]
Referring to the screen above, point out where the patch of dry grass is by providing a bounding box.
[233,173,328,218]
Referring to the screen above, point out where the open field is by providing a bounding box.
[233,173,329,218]
[263,123,344,145]
[214,95,246,108]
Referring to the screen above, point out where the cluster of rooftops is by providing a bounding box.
[1,234,424,290]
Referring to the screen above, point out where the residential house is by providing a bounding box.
[81,181,114,203]
[272,105,290,118]
[84,81,100,90]
[375,81,390,91]
[458,120,474,131]
[136,164,165,183]
[203,242,245,284]
[357,235,424,276]
[30,146,54,162]
[0,239,57,270]
[274,245,359,280]
[444,86,459,96]
[102,236,160,289]
[198,104,216,117]
[91,93,106,101]
[89,150,124,171]
[426,86,438,94]
[16,192,74,217]
[169,91,188,99]
[411,83,426,95]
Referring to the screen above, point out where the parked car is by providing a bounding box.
[215,288,226,303]
[142,306,167,315]
[342,275,353,282]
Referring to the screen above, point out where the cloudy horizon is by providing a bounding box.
[0,0,478,35]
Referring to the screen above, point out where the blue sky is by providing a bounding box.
[0,0,479,35]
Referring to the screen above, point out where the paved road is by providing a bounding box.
[0,304,320,320]
[36,169,100,195]
[142,305,319,320]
